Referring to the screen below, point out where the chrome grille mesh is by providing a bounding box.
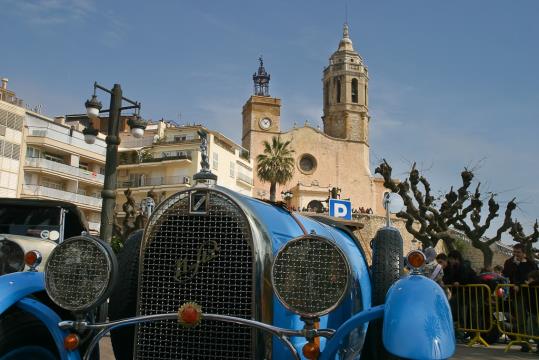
[136,191,254,359]
[272,237,350,316]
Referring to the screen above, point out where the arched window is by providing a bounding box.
[324,81,329,107]
[336,78,341,103]
[351,78,359,103]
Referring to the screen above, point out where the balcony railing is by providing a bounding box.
[22,184,102,208]
[27,126,107,156]
[25,157,104,183]
[237,172,253,185]
[119,153,193,165]
[118,176,190,188]
[156,138,200,145]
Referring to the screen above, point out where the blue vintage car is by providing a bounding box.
[0,184,455,360]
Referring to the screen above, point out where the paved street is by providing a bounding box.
[99,338,538,359]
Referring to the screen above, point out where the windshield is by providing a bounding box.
[0,205,61,239]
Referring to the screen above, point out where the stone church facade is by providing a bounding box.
[242,24,386,215]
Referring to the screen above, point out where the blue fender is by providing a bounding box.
[382,275,455,360]
[0,272,45,314]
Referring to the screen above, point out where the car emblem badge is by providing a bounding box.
[189,190,209,215]
[174,240,220,282]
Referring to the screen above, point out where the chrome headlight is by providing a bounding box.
[0,237,25,275]
[271,235,350,318]
[45,236,117,312]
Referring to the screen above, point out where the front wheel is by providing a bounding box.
[364,226,404,360]
[0,308,59,360]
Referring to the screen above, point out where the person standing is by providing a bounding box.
[502,243,538,352]
[502,243,537,286]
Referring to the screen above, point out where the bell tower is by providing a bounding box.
[242,57,281,152]
[322,24,369,144]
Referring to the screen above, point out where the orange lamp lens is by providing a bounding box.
[64,333,80,351]
[181,306,198,324]
[24,251,39,266]
[302,341,320,360]
[407,251,425,268]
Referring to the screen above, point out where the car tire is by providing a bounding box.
[0,307,59,359]
[108,229,143,360]
[364,226,404,360]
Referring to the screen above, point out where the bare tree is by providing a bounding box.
[376,159,517,268]
[510,220,539,261]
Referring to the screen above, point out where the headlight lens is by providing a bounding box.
[0,238,25,275]
[272,236,350,318]
[45,236,117,312]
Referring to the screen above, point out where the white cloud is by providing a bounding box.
[4,0,96,25]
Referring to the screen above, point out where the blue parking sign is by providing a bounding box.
[329,199,352,220]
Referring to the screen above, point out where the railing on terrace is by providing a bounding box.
[118,176,190,188]
[156,138,200,145]
[27,126,107,156]
[119,153,193,165]
[236,172,253,185]
[25,157,104,183]
[120,137,155,148]
[22,184,102,208]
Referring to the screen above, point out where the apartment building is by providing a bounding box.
[21,112,106,232]
[116,121,254,210]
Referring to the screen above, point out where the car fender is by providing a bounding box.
[0,272,45,314]
[382,275,455,360]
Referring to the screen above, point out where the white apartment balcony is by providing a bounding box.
[26,126,106,158]
[21,184,102,211]
[236,172,254,186]
[117,176,191,190]
[88,221,100,233]
[25,157,104,184]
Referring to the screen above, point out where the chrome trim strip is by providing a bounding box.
[59,314,336,360]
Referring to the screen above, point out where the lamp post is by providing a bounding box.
[83,82,146,243]
[281,190,293,209]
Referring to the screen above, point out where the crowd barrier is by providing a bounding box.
[494,284,539,352]
[444,284,494,347]
[444,284,539,352]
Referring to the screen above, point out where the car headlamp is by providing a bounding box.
[45,235,117,312]
[271,235,350,318]
[0,238,25,275]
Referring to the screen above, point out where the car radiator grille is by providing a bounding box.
[136,191,254,359]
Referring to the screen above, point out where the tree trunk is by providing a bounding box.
[479,245,494,271]
[269,182,276,202]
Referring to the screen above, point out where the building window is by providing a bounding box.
[229,161,235,178]
[44,153,64,164]
[336,78,341,103]
[324,81,329,107]
[352,78,359,103]
[26,146,41,158]
[79,162,89,171]
[298,154,317,174]
[212,152,218,170]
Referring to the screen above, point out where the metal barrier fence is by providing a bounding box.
[444,284,539,351]
[494,284,539,352]
[445,284,494,347]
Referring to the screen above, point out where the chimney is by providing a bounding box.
[1,78,8,90]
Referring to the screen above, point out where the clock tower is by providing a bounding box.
[242,57,281,152]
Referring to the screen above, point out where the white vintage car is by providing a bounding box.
[0,198,89,274]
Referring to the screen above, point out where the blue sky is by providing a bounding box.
[1,0,538,238]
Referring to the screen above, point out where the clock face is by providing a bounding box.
[259,117,272,130]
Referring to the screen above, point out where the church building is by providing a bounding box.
[242,24,386,215]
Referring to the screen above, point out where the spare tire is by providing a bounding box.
[364,226,404,360]
[108,230,143,360]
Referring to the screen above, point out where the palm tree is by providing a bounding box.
[256,136,295,202]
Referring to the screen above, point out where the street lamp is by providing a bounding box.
[82,82,146,243]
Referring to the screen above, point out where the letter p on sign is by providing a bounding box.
[329,199,352,220]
